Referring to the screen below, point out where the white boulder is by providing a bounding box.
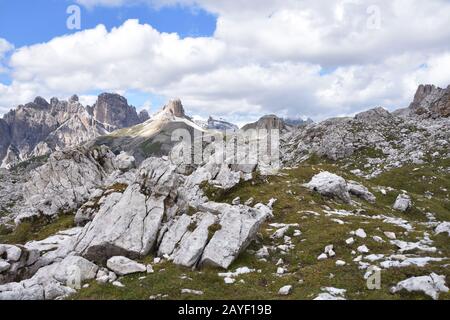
[304,172,351,203]
[393,194,412,212]
[278,285,293,296]
[435,222,450,236]
[391,273,449,300]
[106,256,146,276]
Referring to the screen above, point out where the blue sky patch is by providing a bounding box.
[0,0,217,47]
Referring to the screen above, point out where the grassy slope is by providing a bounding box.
[70,157,450,300]
[0,215,75,245]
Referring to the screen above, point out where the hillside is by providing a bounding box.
[0,84,449,300]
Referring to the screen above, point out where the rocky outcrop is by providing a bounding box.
[0,244,39,284]
[162,99,186,118]
[206,116,239,132]
[15,146,119,224]
[409,84,450,118]
[282,102,450,178]
[71,155,272,267]
[242,115,288,132]
[91,93,147,131]
[198,202,271,269]
[304,172,376,204]
[0,255,98,300]
[0,93,148,169]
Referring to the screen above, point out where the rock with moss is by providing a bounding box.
[172,212,217,267]
[74,185,165,264]
[199,202,272,269]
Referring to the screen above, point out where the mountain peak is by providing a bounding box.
[32,96,50,108]
[163,99,186,118]
[92,93,142,130]
[242,114,287,131]
[409,84,450,117]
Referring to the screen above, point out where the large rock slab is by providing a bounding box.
[199,202,272,269]
[106,256,146,276]
[15,146,117,224]
[304,172,351,203]
[172,212,217,268]
[391,273,449,300]
[74,184,165,264]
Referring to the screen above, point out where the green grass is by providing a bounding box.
[0,214,75,245]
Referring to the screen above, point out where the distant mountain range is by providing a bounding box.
[1,84,449,169]
[0,93,148,168]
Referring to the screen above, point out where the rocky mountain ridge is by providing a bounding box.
[0,93,148,169]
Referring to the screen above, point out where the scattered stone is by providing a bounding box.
[255,247,270,259]
[106,256,146,276]
[224,277,236,284]
[218,267,255,279]
[347,181,376,203]
[277,267,286,275]
[373,236,384,243]
[146,265,154,274]
[435,222,450,236]
[317,253,328,260]
[384,232,396,240]
[393,194,411,212]
[355,229,367,238]
[278,285,292,296]
[357,245,370,253]
[345,237,355,245]
[244,198,254,206]
[324,245,335,257]
[112,281,125,288]
[314,287,346,300]
[391,273,449,300]
[181,289,204,296]
[336,260,346,266]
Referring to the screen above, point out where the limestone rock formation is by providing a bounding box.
[0,93,147,169]
[409,84,450,118]
[242,114,289,132]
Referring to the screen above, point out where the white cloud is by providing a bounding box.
[0,38,14,74]
[1,1,450,121]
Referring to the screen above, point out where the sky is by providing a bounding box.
[1,0,450,124]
